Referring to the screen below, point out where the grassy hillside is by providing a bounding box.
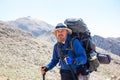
[0,22,120,80]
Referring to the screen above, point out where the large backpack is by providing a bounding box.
[64,18,111,73]
[64,18,99,73]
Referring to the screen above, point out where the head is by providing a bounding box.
[52,23,72,43]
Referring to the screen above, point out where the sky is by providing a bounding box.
[0,0,120,38]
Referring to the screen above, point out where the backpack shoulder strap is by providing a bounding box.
[67,37,79,57]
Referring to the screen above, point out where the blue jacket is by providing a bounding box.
[46,35,87,71]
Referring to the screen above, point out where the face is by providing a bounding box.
[55,29,68,43]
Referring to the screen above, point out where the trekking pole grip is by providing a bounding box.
[41,67,46,80]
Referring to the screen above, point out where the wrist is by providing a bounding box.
[45,66,48,72]
[42,66,48,72]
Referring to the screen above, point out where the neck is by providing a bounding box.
[61,41,65,44]
[57,40,65,44]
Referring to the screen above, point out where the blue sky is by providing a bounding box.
[0,0,120,38]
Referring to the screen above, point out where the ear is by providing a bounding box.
[66,30,69,34]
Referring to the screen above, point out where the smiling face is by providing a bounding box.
[55,29,68,43]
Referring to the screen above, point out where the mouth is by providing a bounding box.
[58,34,63,37]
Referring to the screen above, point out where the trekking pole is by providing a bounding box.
[68,65,77,80]
[43,73,45,80]
[58,43,77,80]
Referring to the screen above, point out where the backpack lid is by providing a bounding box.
[64,18,89,33]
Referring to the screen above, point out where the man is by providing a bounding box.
[41,23,89,80]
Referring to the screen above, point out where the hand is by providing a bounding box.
[64,56,73,65]
[41,66,48,75]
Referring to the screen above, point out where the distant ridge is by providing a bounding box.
[7,17,54,36]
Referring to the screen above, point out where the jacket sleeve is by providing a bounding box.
[73,39,87,65]
[46,44,59,70]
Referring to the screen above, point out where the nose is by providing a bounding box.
[58,30,63,33]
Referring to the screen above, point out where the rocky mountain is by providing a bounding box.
[7,16,54,36]
[92,35,120,56]
[0,21,120,80]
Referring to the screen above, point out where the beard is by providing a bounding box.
[57,34,66,43]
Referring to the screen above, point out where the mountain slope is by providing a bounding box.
[92,35,120,56]
[0,21,53,80]
[7,17,54,36]
[38,31,56,43]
